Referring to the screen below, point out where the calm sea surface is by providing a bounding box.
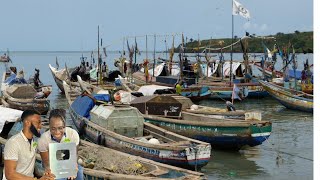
[0,52,313,180]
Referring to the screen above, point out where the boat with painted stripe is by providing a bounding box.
[259,80,313,112]
[143,114,272,150]
[63,81,211,170]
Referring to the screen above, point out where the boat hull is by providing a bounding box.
[49,64,65,93]
[181,86,211,102]
[210,85,268,99]
[1,97,49,115]
[52,71,65,93]
[0,121,204,180]
[69,107,210,170]
[144,116,272,150]
[259,81,313,112]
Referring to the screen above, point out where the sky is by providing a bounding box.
[0,0,314,51]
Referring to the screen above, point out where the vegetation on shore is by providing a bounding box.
[180,31,313,53]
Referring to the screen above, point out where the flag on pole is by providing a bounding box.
[180,33,184,53]
[262,42,272,59]
[233,0,250,19]
[65,63,71,83]
[266,47,272,59]
[231,84,242,102]
[103,47,107,57]
[55,57,59,69]
[291,46,297,70]
[135,38,141,55]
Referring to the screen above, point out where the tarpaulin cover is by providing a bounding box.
[71,95,95,119]
[93,94,110,102]
[5,74,27,85]
[0,107,23,133]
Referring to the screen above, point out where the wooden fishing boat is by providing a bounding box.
[0,119,205,179]
[125,94,270,150]
[301,81,313,94]
[0,56,10,63]
[253,62,283,79]
[116,75,211,102]
[63,81,211,170]
[114,75,263,121]
[0,52,11,63]
[199,81,268,99]
[76,75,118,95]
[50,63,118,94]
[259,80,313,112]
[174,95,261,121]
[1,71,51,115]
[49,63,68,93]
[254,61,314,94]
[143,114,271,150]
[129,72,267,100]
[48,64,82,93]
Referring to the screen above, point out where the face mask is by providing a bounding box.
[30,123,41,138]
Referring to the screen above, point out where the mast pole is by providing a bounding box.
[230,0,234,86]
[134,36,137,65]
[146,35,148,60]
[207,37,212,77]
[180,33,184,81]
[97,25,100,86]
[153,34,156,77]
[99,38,103,84]
[165,36,168,59]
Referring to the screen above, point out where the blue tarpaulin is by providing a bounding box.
[4,74,27,85]
[288,70,302,80]
[71,95,95,119]
[93,94,110,102]
[71,94,110,119]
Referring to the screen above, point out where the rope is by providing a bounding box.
[209,90,228,102]
[201,35,275,52]
[258,126,313,162]
[126,33,182,39]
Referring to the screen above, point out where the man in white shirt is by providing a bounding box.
[38,109,83,180]
[3,109,55,180]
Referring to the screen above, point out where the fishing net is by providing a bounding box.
[78,146,149,175]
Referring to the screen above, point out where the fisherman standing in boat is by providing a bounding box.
[3,110,55,180]
[143,59,149,83]
[33,68,42,88]
[175,81,182,95]
[102,61,108,81]
[37,109,83,180]
[78,62,86,80]
[193,63,199,84]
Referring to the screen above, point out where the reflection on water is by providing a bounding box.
[199,98,312,179]
[202,148,268,179]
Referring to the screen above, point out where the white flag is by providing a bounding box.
[266,47,272,59]
[232,84,242,100]
[233,0,250,19]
